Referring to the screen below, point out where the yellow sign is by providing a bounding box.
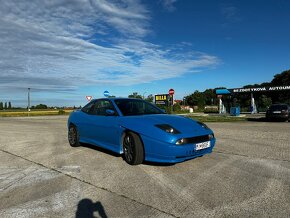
[155,95,167,101]
[155,94,169,105]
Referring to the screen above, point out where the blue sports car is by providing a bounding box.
[67,98,216,165]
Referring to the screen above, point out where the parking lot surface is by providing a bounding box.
[1,116,290,217]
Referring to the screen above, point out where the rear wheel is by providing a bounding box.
[68,124,80,147]
[123,132,144,165]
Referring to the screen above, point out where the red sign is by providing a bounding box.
[86,96,92,101]
[169,88,175,95]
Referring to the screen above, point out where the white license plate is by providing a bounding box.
[273,111,281,114]
[195,141,210,150]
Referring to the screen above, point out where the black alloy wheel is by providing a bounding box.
[123,132,144,165]
[68,125,80,147]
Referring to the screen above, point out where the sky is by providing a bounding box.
[0,0,290,107]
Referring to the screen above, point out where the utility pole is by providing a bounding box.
[28,88,31,112]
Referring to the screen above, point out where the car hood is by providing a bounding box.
[118,114,212,143]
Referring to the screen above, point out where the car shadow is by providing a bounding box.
[142,161,176,167]
[75,198,107,218]
[247,117,288,122]
[80,143,201,166]
[81,143,176,166]
[81,143,121,158]
[247,117,268,122]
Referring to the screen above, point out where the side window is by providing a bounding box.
[81,101,95,114]
[91,100,116,116]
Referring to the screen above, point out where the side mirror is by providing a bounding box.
[106,109,116,116]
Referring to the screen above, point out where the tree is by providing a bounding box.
[173,103,181,111]
[35,104,48,109]
[0,102,3,110]
[271,69,290,86]
[270,69,290,104]
[128,92,142,99]
[185,91,206,107]
[145,94,154,103]
[204,89,216,105]
[258,95,272,109]
[8,102,11,109]
[4,102,7,109]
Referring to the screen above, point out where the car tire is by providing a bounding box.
[68,124,80,147]
[123,132,144,165]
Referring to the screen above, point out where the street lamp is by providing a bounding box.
[28,88,31,112]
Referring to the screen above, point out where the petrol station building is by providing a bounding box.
[216,85,290,114]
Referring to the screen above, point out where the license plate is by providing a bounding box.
[273,111,281,114]
[195,141,210,150]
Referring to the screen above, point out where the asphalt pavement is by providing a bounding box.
[0,116,290,217]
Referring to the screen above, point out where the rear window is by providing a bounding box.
[269,105,288,110]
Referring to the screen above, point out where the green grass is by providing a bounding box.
[186,115,247,122]
[0,110,72,117]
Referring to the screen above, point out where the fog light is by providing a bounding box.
[176,138,185,145]
[208,134,214,139]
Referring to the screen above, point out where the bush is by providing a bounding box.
[58,110,65,115]
[204,106,219,113]
[173,103,181,111]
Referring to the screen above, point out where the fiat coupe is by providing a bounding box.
[67,98,216,165]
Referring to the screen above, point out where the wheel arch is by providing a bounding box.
[68,122,75,127]
[120,127,145,155]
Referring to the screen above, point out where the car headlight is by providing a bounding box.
[196,121,210,129]
[155,124,181,134]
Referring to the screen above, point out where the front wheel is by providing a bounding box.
[123,132,144,165]
[68,125,80,147]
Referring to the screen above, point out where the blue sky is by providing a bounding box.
[0,0,289,107]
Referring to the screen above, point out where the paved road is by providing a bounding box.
[0,116,290,217]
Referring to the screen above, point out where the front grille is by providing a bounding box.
[176,147,211,159]
[183,135,211,144]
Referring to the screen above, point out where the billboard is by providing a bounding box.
[155,94,170,105]
[216,86,290,95]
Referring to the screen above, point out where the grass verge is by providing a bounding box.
[186,115,247,122]
[0,110,72,117]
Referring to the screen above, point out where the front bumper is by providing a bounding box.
[141,134,216,163]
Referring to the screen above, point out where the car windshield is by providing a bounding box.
[114,99,165,116]
[269,105,288,111]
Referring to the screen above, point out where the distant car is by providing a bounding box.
[67,98,216,165]
[266,104,290,121]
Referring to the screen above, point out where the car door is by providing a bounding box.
[77,100,96,140]
[86,99,120,150]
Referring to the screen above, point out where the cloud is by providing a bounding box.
[160,0,178,12]
[221,5,241,25]
[0,0,219,105]
[89,0,150,37]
